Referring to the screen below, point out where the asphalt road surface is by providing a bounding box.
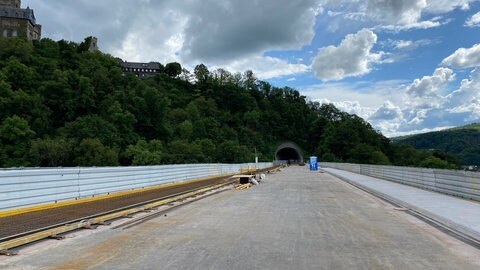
[2,166,479,269]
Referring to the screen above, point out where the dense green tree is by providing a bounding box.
[164,62,182,77]
[60,115,121,147]
[103,102,138,147]
[193,139,217,163]
[30,137,73,167]
[179,68,193,82]
[167,139,203,163]
[194,64,210,84]
[0,37,33,63]
[0,116,35,167]
[1,58,36,91]
[74,138,119,166]
[217,140,252,163]
[419,156,457,169]
[126,140,164,165]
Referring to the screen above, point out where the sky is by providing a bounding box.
[24,0,480,137]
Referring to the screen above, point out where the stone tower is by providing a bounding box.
[0,0,21,8]
[88,36,98,52]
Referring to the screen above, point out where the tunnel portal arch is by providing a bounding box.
[275,142,304,164]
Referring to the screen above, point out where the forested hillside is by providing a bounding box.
[0,37,459,169]
[394,124,480,165]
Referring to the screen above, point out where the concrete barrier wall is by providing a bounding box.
[0,163,273,211]
[320,162,480,201]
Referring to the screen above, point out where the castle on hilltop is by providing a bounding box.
[0,0,41,40]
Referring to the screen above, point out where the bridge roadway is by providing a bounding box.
[2,167,480,269]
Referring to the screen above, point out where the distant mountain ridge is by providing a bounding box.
[393,123,480,165]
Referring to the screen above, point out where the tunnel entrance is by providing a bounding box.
[275,142,304,164]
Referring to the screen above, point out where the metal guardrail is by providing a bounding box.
[0,163,273,211]
[320,162,480,202]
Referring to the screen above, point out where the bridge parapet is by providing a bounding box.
[320,162,480,202]
[0,162,273,212]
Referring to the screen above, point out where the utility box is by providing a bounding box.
[309,156,318,171]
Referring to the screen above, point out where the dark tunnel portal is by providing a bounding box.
[275,142,304,164]
[276,148,301,162]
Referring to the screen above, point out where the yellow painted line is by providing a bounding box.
[0,173,234,218]
[0,181,233,251]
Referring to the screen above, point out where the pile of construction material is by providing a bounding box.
[231,170,271,190]
[234,183,252,190]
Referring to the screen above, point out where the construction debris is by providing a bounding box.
[231,170,273,190]
[0,249,17,256]
[234,183,252,190]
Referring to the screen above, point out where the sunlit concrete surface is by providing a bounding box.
[323,167,480,240]
[2,167,480,270]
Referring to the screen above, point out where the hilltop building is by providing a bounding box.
[0,0,41,40]
[88,36,98,52]
[117,59,162,78]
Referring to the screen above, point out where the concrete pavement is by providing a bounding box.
[1,166,479,269]
[323,167,480,242]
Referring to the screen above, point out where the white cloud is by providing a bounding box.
[218,55,309,80]
[441,44,480,69]
[466,12,480,27]
[365,0,426,25]
[179,0,318,64]
[303,65,479,136]
[448,101,480,121]
[113,8,187,63]
[319,0,476,32]
[312,28,384,81]
[446,67,480,109]
[425,0,476,13]
[406,109,430,125]
[301,63,479,136]
[315,98,378,120]
[360,0,476,18]
[406,67,455,99]
[377,18,444,31]
[368,101,406,135]
[302,80,408,130]
[302,80,407,107]
[320,0,428,26]
[391,66,480,134]
[369,101,404,120]
[394,40,414,49]
[403,68,455,125]
[387,126,455,137]
[380,38,437,50]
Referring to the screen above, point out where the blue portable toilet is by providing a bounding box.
[309,156,318,171]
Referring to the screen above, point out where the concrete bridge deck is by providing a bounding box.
[2,167,480,269]
[323,167,480,242]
